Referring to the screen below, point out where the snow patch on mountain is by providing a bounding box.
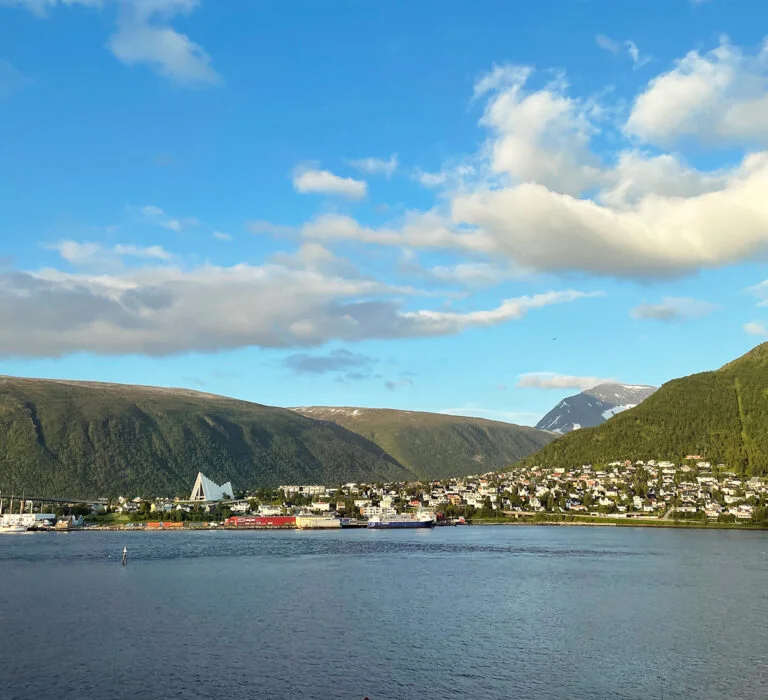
[535,383,656,434]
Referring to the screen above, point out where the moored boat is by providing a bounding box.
[367,512,436,529]
[295,514,341,529]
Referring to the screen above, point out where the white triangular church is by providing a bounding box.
[190,472,233,502]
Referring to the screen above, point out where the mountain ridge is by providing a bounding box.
[523,343,768,475]
[535,382,657,434]
[292,405,556,479]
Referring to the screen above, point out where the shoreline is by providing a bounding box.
[22,518,768,533]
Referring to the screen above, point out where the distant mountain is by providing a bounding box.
[523,342,768,476]
[535,383,657,434]
[0,376,415,498]
[292,407,556,479]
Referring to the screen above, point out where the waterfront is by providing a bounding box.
[2,527,768,699]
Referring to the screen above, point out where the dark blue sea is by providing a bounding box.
[2,526,767,699]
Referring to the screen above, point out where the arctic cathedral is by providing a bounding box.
[190,472,234,502]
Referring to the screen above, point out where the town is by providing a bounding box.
[6,456,768,530]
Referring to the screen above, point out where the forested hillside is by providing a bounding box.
[0,376,415,498]
[523,343,768,476]
[293,407,555,479]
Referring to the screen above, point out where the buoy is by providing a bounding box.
[122,546,128,566]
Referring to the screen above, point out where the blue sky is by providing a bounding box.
[2,0,768,425]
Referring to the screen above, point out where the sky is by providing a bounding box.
[2,0,768,426]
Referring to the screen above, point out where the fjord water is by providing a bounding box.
[2,527,767,700]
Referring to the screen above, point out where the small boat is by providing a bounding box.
[0,525,28,533]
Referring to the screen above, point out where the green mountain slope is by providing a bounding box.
[522,343,768,476]
[0,376,415,498]
[292,407,556,479]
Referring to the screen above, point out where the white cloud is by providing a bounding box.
[348,154,397,178]
[46,240,172,264]
[398,290,602,335]
[292,165,367,199]
[47,240,103,264]
[477,63,602,196]
[625,38,768,146]
[744,321,768,337]
[109,20,220,87]
[289,49,768,279]
[113,243,172,260]
[0,257,598,357]
[415,170,448,188]
[599,150,728,208]
[2,0,219,86]
[516,372,615,391]
[450,152,768,276]
[630,297,718,322]
[213,231,232,241]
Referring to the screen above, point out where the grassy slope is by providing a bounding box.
[0,377,415,498]
[522,343,768,475]
[292,407,556,479]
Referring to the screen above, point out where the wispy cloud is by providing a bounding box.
[283,348,375,377]
[0,58,29,96]
[516,372,616,391]
[625,40,652,69]
[213,231,232,241]
[348,154,398,178]
[438,405,541,425]
[46,239,172,264]
[630,297,718,322]
[744,321,768,337]
[292,164,368,199]
[4,0,220,86]
[596,34,620,54]
[596,34,651,68]
[139,204,197,232]
[385,377,413,391]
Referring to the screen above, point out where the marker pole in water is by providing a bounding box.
[122,546,127,566]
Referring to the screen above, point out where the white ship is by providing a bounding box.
[367,512,436,529]
[295,514,341,530]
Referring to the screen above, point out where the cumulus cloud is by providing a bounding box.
[348,154,397,178]
[630,297,718,322]
[744,321,768,337]
[282,348,374,376]
[626,38,768,146]
[291,47,768,280]
[516,372,615,391]
[477,65,602,196]
[2,0,220,86]
[313,55,768,278]
[292,165,367,199]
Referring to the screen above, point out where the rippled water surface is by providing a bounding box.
[2,526,767,699]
